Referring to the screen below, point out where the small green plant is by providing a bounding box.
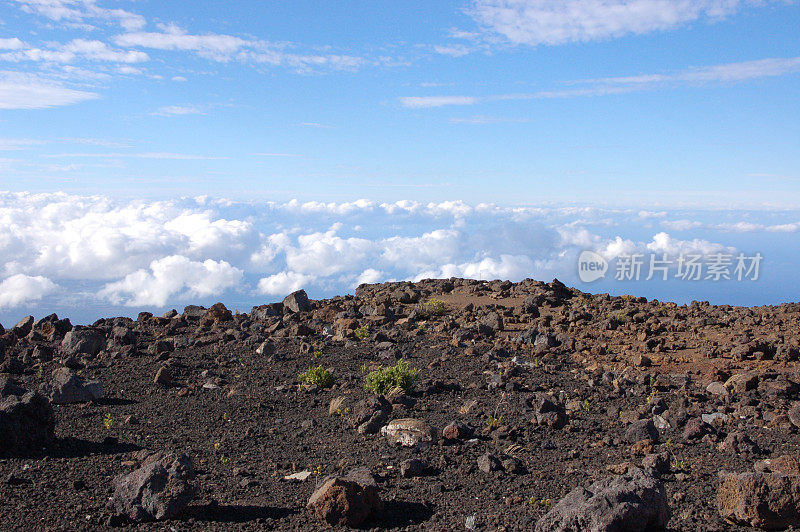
[420,298,447,317]
[222,412,229,421]
[354,325,369,340]
[672,458,687,471]
[528,497,552,507]
[220,455,230,465]
[363,359,420,395]
[313,349,323,359]
[582,399,592,412]
[336,406,350,417]
[103,413,114,430]
[299,365,336,388]
[486,414,504,428]
[646,389,660,404]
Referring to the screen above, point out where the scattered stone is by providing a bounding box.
[307,467,381,527]
[42,367,103,404]
[12,316,34,338]
[718,471,800,529]
[60,328,104,356]
[109,452,196,522]
[477,452,503,473]
[283,290,312,313]
[381,418,437,448]
[400,458,427,478]
[442,420,472,441]
[0,390,55,456]
[624,419,659,443]
[535,468,669,532]
[754,455,800,476]
[284,471,313,482]
[154,366,171,386]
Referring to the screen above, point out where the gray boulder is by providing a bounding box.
[0,388,55,456]
[43,367,103,404]
[283,289,312,313]
[12,316,34,337]
[535,468,669,532]
[109,452,196,522]
[61,327,104,356]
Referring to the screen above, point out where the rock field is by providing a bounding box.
[2,277,800,530]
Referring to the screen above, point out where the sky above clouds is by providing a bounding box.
[0,1,798,322]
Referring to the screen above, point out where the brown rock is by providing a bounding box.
[718,471,800,529]
[154,366,171,386]
[306,468,381,527]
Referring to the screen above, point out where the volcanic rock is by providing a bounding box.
[109,452,196,522]
[535,467,669,532]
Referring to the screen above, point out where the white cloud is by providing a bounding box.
[0,274,57,308]
[257,271,315,296]
[114,24,365,72]
[0,38,25,50]
[661,219,703,231]
[12,0,146,31]
[99,255,242,307]
[399,96,480,109]
[468,0,770,46]
[43,152,225,160]
[153,105,204,116]
[400,56,800,108]
[0,192,787,317]
[0,71,98,109]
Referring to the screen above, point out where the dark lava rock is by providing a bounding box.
[442,420,472,441]
[109,452,196,522]
[535,467,669,532]
[307,467,382,527]
[60,327,104,356]
[718,471,800,529]
[11,316,34,338]
[625,419,659,443]
[0,390,55,456]
[477,453,503,473]
[400,458,427,478]
[42,367,103,404]
[283,290,312,313]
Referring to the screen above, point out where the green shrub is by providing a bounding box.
[419,298,447,317]
[354,325,369,340]
[299,365,335,388]
[364,359,420,395]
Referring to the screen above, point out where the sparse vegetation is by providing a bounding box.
[354,325,370,340]
[299,365,336,388]
[364,359,420,395]
[419,298,447,317]
[103,413,114,430]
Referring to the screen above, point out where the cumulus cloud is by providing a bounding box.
[0,274,58,308]
[257,271,315,296]
[99,256,243,307]
[468,0,773,47]
[0,192,785,319]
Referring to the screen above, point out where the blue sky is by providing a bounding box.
[1,0,798,205]
[0,1,799,323]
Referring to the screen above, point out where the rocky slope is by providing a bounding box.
[1,277,800,530]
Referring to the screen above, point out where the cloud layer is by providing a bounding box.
[468,0,777,46]
[0,192,793,318]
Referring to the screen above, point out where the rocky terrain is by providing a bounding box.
[2,277,800,530]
